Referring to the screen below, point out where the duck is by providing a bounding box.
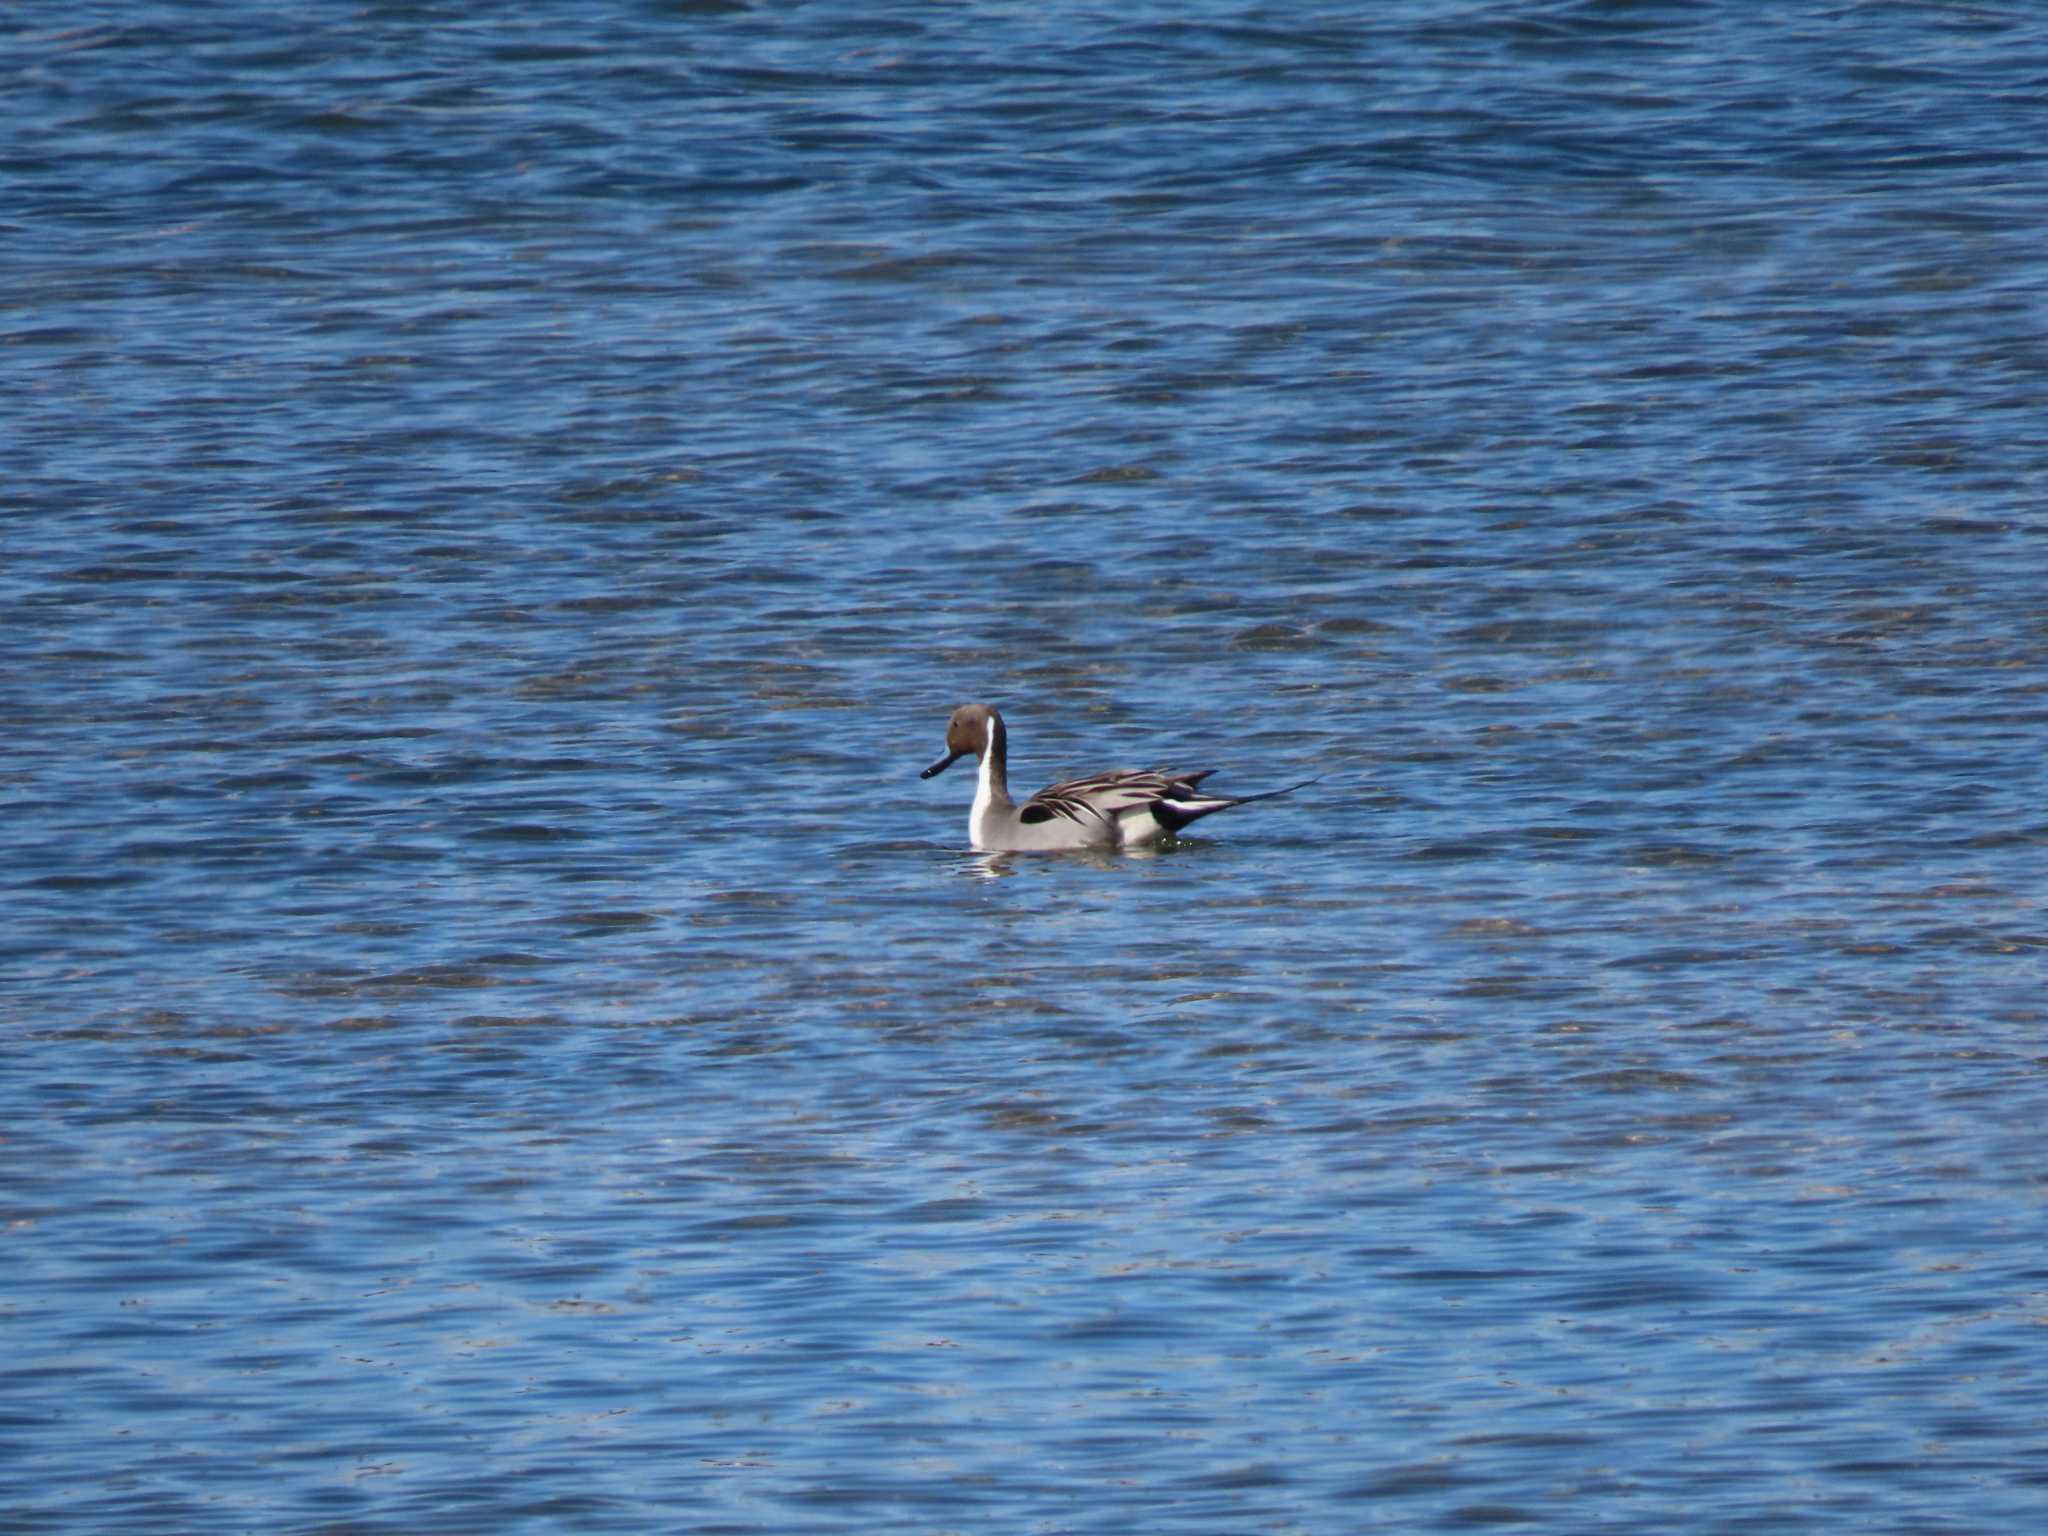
[920,703,1314,852]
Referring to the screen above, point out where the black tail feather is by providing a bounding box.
[1228,775,1322,807]
[1151,775,1320,833]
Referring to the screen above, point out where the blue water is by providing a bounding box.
[6,3,2048,1531]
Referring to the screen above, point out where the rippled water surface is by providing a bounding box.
[7,3,2048,1531]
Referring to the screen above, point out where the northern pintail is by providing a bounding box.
[921,703,1315,852]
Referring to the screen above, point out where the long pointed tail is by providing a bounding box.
[1151,775,1320,833]
[1227,775,1322,808]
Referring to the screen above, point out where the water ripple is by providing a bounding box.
[7,2,2048,1532]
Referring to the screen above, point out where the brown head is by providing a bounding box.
[920,703,1004,779]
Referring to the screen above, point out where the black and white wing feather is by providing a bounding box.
[1016,768,1219,829]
